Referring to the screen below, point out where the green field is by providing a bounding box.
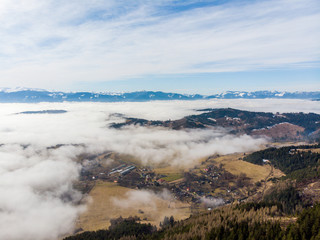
[161,173,184,182]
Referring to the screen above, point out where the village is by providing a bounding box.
[75,151,258,208]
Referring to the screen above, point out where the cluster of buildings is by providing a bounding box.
[109,164,136,176]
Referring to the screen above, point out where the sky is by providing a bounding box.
[0,0,319,94]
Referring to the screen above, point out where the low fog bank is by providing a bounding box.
[0,102,267,167]
[0,99,316,239]
[0,144,86,240]
[1,99,319,122]
[111,189,172,210]
[106,126,266,167]
[112,188,225,211]
[111,188,186,225]
[201,197,225,208]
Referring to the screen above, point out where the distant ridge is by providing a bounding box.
[0,88,319,102]
[111,108,320,141]
[17,110,67,114]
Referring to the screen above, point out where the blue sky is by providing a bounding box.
[77,69,320,94]
[0,0,319,94]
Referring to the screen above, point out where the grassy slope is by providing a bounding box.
[76,181,190,233]
[209,153,284,182]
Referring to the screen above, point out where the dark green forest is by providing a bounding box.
[244,144,320,183]
[65,203,320,240]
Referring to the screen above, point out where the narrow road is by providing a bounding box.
[261,163,274,198]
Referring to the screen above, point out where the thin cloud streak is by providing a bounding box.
[0,0,319,89]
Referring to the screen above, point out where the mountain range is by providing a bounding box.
[0,88,319,102]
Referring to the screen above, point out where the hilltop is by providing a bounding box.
[111,108,320,141]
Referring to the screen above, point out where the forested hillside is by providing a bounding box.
[244,144,320,183]
[65,203,320,240]
[111,108,320,141]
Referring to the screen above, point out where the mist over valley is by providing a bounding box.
[0,99,319,239]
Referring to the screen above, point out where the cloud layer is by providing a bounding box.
[111,189,172,210]
[0,99,317,239]
[0,144,86,240]
[0,0,319,89]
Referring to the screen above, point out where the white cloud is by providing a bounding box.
[201,197,225,208]
[0,144,86,240]
[0,101,272,166]
[111,188,173,210]
[0,0,319,89]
